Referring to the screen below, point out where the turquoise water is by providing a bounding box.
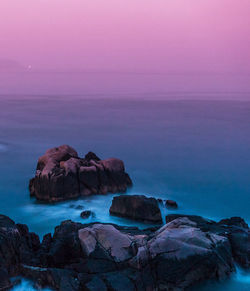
[0,96,250,290]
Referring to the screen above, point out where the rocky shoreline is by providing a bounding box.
[0,214,249,291]
[1,145,248,290]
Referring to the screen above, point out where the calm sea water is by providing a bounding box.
[0,95,250,290]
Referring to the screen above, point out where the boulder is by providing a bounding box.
[133,217,234,290]
[109,195,163,223]
[29,145,132,202]
[166,215,250,269]
[79,224,136,262]
[80,210,94,219]
[165,199,178,208]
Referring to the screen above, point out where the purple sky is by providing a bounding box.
[0,0,249,73]
[0,0,250,96]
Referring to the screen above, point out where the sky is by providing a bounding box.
[0,0,250,96]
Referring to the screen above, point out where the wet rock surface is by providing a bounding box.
[109,195,163,223]
[29,145,132,202]
[1,213,250,291]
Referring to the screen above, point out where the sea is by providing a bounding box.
[0,71,250,290]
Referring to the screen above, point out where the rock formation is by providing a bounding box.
[109,195,163,223]
[1,213,249,290]
[29,145,132,202]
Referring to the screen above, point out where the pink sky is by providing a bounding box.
[0,0,250,73]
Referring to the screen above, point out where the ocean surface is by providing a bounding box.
[0,95,250,290]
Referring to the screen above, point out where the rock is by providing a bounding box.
[1,213,250,291]
[78,224,144,263]
[151,218,233,289]
[0,268,12,290]
[101,271,135,291]
[20,265,80,291]
[218,217,249,229]
[85,152,101,162]
[228,227,250,268]
[0,214,42,285]
[84,275,107,291]
[217,218,250,268]
[166,214,216,231]
[0,214,16,228]
[29,145,132,202]
[165,199,178,208]
[80,210,94,219]
[166,214,250,269]
[109,195,163,223]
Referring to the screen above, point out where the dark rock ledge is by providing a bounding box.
[1,214,250,291]
[29,145,132,202]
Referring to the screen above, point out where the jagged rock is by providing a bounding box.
[29,145,132,202]
[1,214,250,291]
[218,217,250,268]
[218,217,249,229]
[85,152,100,162]
[133,217,234,289]
[166,214,250,269]
[109,195,163,223]
[228,227,250,268]
[0,214,40,286]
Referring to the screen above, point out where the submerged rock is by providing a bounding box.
[165,199,178,208]
[29,145,132,202]
[80,210,94,219]
[109,195,163,223]
[1,213,250,291]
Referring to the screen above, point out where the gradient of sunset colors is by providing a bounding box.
[0,0,250,73]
